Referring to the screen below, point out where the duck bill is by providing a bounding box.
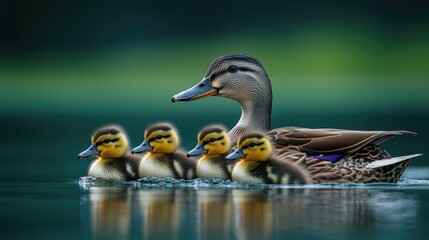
[187,143,207,157]
[132,140,153,154]
[226,148,245,160]
[171,77,218,102]
[78,144,99,159]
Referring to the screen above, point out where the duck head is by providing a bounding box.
[78,125,129,159]
[187,125,231,157]
[171,54,273,140]
[132,122,179,154]
[172,54,271,104]
[226,131,272,162]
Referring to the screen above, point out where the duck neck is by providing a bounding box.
[229,87,272,141]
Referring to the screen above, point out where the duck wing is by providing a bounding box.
[267,127,416,155]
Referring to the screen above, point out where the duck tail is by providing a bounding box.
[366,154,423,169]
[373,130,417,145]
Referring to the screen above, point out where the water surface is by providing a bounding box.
[1,173,429,240]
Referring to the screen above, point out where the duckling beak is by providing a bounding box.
[187,143,207,157]
[132,140,152,154]
[226,148,245,160]
[171,77,218,102]
[78,144,99,159]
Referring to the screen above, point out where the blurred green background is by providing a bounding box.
[1,0,428,181]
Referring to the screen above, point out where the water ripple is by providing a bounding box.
[78,176,429,190]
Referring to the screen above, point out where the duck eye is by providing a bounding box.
[156,135,163,140]
[227,65,238,73]
[210,137,216,142]
[103,139,111,144]
[249,142,256,147]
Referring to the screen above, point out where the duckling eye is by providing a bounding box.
[103,139,111,144]
[227,65,238,73]
[249,142,256,147]
[210,137,216,142]
[156,134,163,140]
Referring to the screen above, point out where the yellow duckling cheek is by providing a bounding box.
[244,149,262,161]
[244,147,271,162]
[164,141,178,154]
[97,145,106,155]
[98,146,110,158]
[149,141,161,152]
[242,149,253,161]
[100,144,126,158]
[114,144,127,157]
[152,139,177,154]
[219,140,231,154]
[207,143,226,155]
[204,144,213,154]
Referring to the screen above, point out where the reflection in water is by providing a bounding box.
[138,189,184,239]
[303,188,375,230]
[80,185,134,239]
[232,189,274,240]
[306,189,417,232]
[196,190,233,239]
[369,191,418,239]
[79,180,419,239]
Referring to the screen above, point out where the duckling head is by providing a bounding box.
[132,122,179,154]
[78,125,129,159]
[187,125,231,157]
[226,132,272,162]
[172,54,271,104]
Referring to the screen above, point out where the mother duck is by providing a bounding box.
[172,54,421,183]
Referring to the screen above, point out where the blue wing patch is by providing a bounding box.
[307,153,344,163]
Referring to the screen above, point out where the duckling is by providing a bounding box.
[226,131,312,184]
[187,125,235,180]
[132,122,196,179]
[78,125,141,181]
[172,54,421,183]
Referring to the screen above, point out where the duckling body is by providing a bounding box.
[139,151,196,179]
[88,154,141,181]
[78,125,141,181]
[172,54,422,183]
[133,122,196,180]
[196,155,234,179]
[188,125,236,180]
[232,158,309,184]
[226,132,311,184]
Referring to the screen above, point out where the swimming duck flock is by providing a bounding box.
[79,54,422,184]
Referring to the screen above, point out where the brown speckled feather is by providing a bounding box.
[267,127,416,154]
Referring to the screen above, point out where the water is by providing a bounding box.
[1,174,428,240]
